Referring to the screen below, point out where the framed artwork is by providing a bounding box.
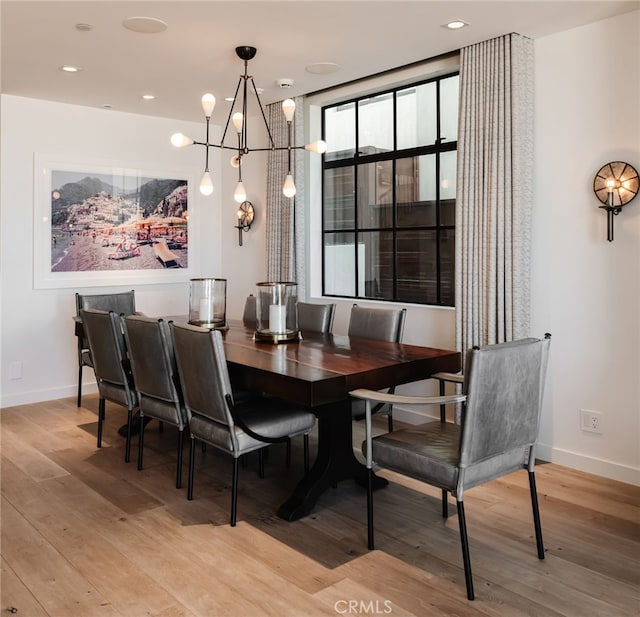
[33,156,197,288]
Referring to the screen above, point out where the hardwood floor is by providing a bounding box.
[2,395,639,617]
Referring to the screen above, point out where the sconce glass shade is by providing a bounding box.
[189,278,227,329]
[593,161,639,208]
[255,282,300,343]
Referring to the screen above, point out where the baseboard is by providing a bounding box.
[1,382,98,409]
[393,405,640,486]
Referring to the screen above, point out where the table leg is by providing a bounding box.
[277,400,387,521]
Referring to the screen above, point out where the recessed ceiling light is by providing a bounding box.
[102,104,113,109]
[122,16,168,34]
[141,94,156,100]
[60,65,81,73]
[75,23,93,32]
[444,20,469,30]
[306,62,340,75]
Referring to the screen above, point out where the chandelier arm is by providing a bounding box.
[220,77,244,147]
[249,78,276,149]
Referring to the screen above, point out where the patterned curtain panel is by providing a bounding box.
[266,97,306,297]
[455,33,534,360]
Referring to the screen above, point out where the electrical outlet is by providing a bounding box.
[580,409,602,434]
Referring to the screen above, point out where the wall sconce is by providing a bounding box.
[593,161,639,241]
[235,200,254,246]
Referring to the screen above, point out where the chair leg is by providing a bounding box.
[439,379,447,422]
[159,420,164,434]
[286,438,292,468]
[176,429,184,489]
[442,489,449,518]
[258,449,265,479]
[187,437,195,500]
[387,412,393,433]
[97,397,105,448]
[137,413,145,470]
[77,365,83,407]
[367,467,375,550]
[231,457,239,527]
[124,409,132,463]
[528,471,545,559]
[303,434,310,473]
[456,500,474,601]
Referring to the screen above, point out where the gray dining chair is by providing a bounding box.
[80,308,139,463]
[75,290,136,407]
[171,322,316,526]
[297,302,336,335]
[348,304,407,432]
[122,315,190,488]
[350,334,551,600]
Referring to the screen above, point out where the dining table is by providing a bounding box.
[216,318,461,521]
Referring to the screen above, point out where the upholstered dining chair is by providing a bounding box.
[349,334,551,601]
[171,322,316,526]
[348,304,407,432]
[122,315,189,488]
[297,302,336,335]
[80,308,139,463]
[75,290,136,407]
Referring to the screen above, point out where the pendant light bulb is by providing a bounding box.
[200,171,214,196]
[234,181,247,203]
[283,174,296,198]
[232,112,244,134]
[230,155,241,169]
[305,139,327,154]
[201,93,216,118]
[282,99,296,123]
[171,133,194,148]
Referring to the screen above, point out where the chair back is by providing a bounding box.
[171,322,235,433]
[297,302,336,335]
[76,290,136,316]
[460,337,551,467]
[80,308,136,408]
[348,304,406,343]
[123,315,187,426]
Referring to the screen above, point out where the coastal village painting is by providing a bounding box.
[50,169,189,272]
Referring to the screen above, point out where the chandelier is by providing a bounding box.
[171,46,327,200]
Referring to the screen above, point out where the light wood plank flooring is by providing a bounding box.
[1,396,638,617]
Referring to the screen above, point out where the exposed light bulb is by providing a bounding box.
[201,93,216,117]
[305,140,327,154]
[200,171,214,196]
[283,174,296,198]
[232,112,244,134]
[234,181,247,203]
[171,133,194,148]
[282,99,296,122]
[230,155,241,169]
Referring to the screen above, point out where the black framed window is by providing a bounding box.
[321,72,458,306]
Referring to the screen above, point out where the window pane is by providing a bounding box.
[324,167,355,230]
[358,161,392,229]
[397,155,436,227]
[439,229,455,306]
[397,82,437,149]
[396,230,437,304]
[440,75,459,144]
[359,231,394,299]
[358,93,393,155]
[325,103,356,161]
[440,150,456,226]
[324,232,357,296]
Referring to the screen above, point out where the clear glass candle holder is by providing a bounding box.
[255,281,300,343]
[189,278,227,329]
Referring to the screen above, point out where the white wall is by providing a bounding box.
[0,96,266,406]
[532,11,640,484]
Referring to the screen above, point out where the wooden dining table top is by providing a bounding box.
[199,318,461,408]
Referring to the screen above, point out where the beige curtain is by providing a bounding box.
[455,33,534,360]
[266,97,306,297]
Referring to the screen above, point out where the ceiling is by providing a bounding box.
[2,1,639,124]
